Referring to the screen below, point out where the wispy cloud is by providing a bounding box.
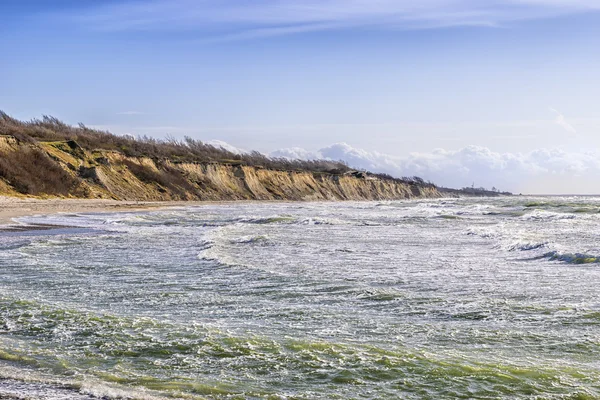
[58,0,600,39]
[116,111,145,116]
[549,107,577,134]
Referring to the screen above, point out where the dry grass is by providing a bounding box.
[0,147,80,196]
[0,111,351,175]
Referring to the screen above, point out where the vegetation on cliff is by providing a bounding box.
[0,112,441,201]
[1,112,351,174]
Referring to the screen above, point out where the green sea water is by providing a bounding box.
[1,197,600,399]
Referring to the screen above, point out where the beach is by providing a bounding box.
[0,197,195,227]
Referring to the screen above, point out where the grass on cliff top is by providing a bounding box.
[0,111,348,175]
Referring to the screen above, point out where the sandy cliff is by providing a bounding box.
[0,136,441,201]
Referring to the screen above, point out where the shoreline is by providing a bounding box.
[0,196,427,227]
[0,197,201,227]
[0,197,358,228]
[0,194,513,229]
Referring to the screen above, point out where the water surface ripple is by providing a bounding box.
[1,197,600,399]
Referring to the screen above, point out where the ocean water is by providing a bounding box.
[1,197,600,399]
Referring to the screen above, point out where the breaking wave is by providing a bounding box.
[507,241,549,252]
[541,251,600,265]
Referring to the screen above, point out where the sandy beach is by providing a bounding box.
[0,196,192,227]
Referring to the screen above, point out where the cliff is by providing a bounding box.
[0,136,441,201]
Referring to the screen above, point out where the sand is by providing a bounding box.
[0,196,195,227]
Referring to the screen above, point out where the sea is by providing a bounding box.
[1,196,600,399]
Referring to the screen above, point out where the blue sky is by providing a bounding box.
[2,0,600,193]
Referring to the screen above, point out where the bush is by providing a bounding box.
[0,111,352,175]
[0,147,79,195]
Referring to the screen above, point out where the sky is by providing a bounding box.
[2,0,600,194]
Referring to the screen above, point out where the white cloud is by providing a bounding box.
[270,142,600,194]
[60,0,600,38]
[549,107,577,134]
[207,139,247,155]
[271,147,319,160]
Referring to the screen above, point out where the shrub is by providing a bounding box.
[0,147,79,195]
[0,111,352,175]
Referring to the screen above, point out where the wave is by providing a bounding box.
[524,200,600,209]
[299,217,340,225]
[482,210,527,217]
[0,297,214,399]
[507,241,548,252]
[465,227,502,239]
[0,240,32,252]
[518,251,600,265]
[0,374,168,400]
[523,201,552,208]
[541,251,600,265]
[236,215,343,226]
[230,235,270,245]
[357,289,405,301]
[436,214,461,220]
[237,215,297,225]
[521,201,600,217]
[0,372,96,400]
[196,239,213,250]
[521,210,576,221]
[468,226,599,265]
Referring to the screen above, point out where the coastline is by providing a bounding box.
[0,196,193,227]
[0,196,454,227]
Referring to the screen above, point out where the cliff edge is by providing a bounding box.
[0,135,441,201]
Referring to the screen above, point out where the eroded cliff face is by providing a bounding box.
[0,137,442,200]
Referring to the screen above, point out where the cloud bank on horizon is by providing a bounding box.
[65,0,600,39]
[269,143,600,195]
